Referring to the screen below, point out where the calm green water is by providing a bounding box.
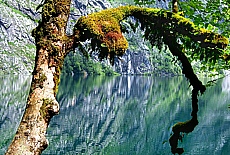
[0,75,230,155]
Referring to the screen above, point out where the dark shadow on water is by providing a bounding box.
[169,88,200,155]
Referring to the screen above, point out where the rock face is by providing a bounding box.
[114,49,153,74]
[0,0,178,75]
[0,0,38,74]
[113,28,154,75]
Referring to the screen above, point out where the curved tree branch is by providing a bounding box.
[163,36,206,95]
[73,6,228,64]
[71,6,229,155]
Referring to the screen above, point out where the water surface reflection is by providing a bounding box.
[41,75,230,155]
[0,75,229,154]
[0,75,31,154]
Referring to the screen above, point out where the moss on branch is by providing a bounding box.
[73,6,229,65]
[73,6,138,64]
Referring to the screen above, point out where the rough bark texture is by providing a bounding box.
[5,0,73,154]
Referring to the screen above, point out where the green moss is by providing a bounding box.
[53,68,61,94]
[40,98,54,120]
[52,56,64,95]
[74,6,140,62]
[32,0,69,42]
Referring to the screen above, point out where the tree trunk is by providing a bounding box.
[5,0,73,154]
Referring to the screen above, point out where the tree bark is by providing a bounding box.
[5,0,73,154]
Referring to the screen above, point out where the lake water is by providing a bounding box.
[0,75,230,155]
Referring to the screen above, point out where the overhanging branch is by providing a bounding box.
[163,36,206,94]
[72,6,228,62]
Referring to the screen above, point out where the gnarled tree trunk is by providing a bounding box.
[5,0,73,154]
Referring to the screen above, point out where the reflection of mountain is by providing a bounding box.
[0,75,229,155]
[43,75,193,155]
[0,75,31,154]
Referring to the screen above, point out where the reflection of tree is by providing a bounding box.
[56,75,114,107]
[169,88,199,154]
